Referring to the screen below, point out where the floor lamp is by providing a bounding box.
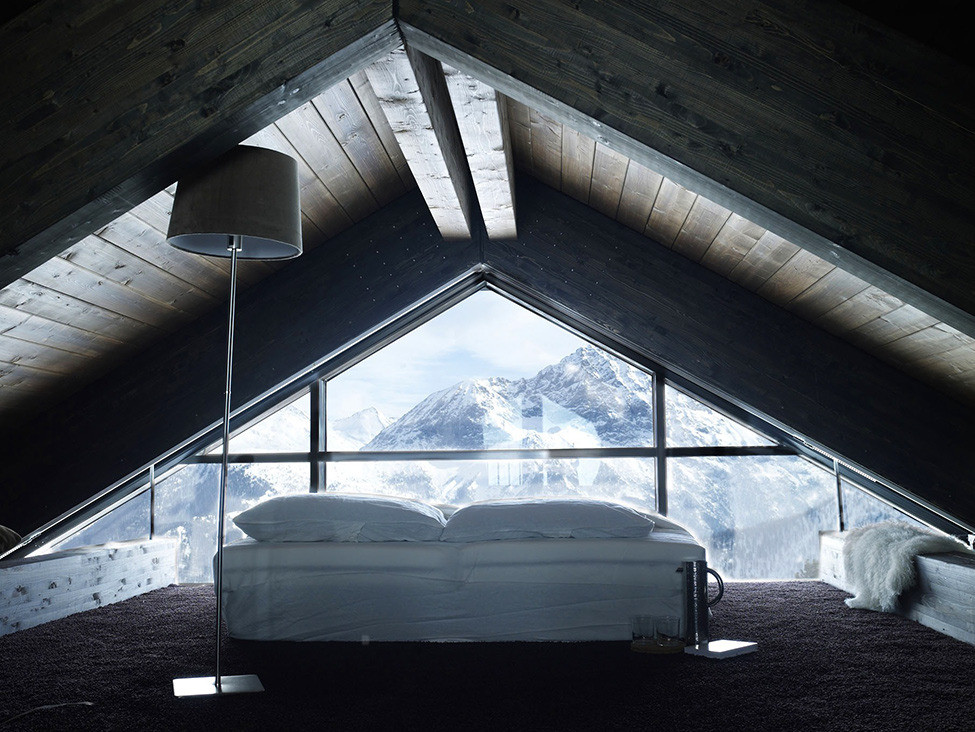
[167,145,302,697]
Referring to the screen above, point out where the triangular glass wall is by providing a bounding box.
[32,287,936,583]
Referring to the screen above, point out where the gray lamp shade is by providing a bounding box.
[167,145,302,260]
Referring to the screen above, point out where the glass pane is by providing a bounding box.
[667,456,836,579]
[216,392,311,454]
[666,386,774,447]
[841,479,923,529]
[327,291,653,450]
[155,462,310,583]
[50,491,151,552]
[327,458,656,512]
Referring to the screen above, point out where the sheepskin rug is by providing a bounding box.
[842,520,974,612]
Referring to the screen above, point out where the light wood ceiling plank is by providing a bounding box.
[313,80,408,208]
[527,107,563,191]
[0,303,122,358]
[559,125,595,204]
[846,304,939,349]
[756,249,835,306]
[645,178,696,248]
[64,235,218,317]
[244,124,353,240]
[23,257,179,331]
[96,213,230,299]
[0,334,94,376]
[588,143,629,219]
[672,196,732,262]
[815,285,904,336]
[727,231,800,291]
[275,101,379,224]
[443,64,517,239]
[0,280,156,344]
[885,323,974,365]
[348,71,415,190]
[616,160,663,234]
[365,46,473,239]
[789,269,870,321]
[700,214,766,277]
[504,98,533,172]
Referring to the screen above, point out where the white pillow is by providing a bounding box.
[233,493,446,542]
[440,498,655,542]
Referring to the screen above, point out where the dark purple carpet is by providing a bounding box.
[1,581,973,731]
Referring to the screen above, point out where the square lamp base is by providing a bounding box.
[683,639,758,659]
[173,674,264,697]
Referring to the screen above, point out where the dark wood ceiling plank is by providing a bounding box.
[313,81,408,208]
[484,175,975,528]
[0,0,397,290]
[398,1,975,337]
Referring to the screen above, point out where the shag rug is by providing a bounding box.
[843,520,974,612]
[1,581,974,731]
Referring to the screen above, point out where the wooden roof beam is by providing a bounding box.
[364,46,474,239]
[442,65,517,239]
[398,1,975,339]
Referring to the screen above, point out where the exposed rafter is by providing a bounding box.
[442,65,517,239]
[365,46,474,239]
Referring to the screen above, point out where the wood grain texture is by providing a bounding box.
[0,0,397,290]
[365,46,473,239]
[443,64,517,238]
[398,1,975,337]
[0,539,177,635]
[483,175,975,528]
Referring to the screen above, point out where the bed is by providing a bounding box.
[219,494,709,642]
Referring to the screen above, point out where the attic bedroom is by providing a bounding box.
[1,0,973,729]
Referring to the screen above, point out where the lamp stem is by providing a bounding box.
[214,234,242,690]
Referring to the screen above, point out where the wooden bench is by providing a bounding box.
[0,538,178,636]
[820,530,975,646]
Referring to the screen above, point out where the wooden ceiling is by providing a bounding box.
[1,44,973,424]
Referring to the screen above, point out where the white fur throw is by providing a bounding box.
[842,520,973,612]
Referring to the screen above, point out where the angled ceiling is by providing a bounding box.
[1,0,973,535]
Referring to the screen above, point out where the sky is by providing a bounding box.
[326,291,588,421]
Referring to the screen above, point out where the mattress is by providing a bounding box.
[220,526,705,642]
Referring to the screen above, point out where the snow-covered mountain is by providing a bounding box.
[329,407,392,450]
